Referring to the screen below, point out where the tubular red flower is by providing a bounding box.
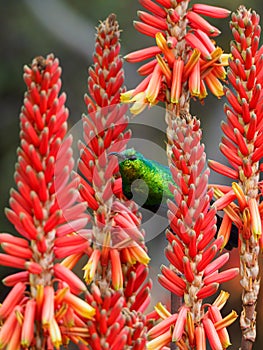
[63,290,95,319]
[0,282,26,320]
[42,286,55,327]
[204,268,239,285]
[172,305,188,342]
[192,4,231,19]
[202,317,223,350]
[110,249,123,290]
[53,264,87,294]
[124,46,162,63]
[195,325,206,350]
[134,20,163,38]
[208,160,239,179]
[171,58,184,104]
[148,313,178,339]
[197,283,219,300]
[158,274,185,296]
[208,305,236,348]
[21,300,36,347]
[139,0,167,18]
[137,10,168,31]
[185,32,212,60]
[186,11,221,36]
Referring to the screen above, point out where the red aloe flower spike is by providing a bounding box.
[0,54,94,348]
[209,6,263,348]
[84,285,148,348]
[80,13,150,284]
[148,114,238,348]
[76,14,151,348]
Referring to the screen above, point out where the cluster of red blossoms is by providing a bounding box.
[0,55,95,348]
[145,116,238,349]
[121,0,231,114]
[0,13,152,350]
[75,15,152,348]
[2,0,263,348]
[208,6,263,345]
[119,0,242,348]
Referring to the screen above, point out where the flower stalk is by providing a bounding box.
[210,6,263,349]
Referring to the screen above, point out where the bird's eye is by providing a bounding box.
[129,155,137,161]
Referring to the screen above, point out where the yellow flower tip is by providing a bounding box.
[221,53,232,65]
[146,330,171,350]
[232,182,247,210]
[248,197,261,236]
[214,310,238,330]
[155,32,175,65]
[64,291,96,319]
[156,54,171,83]
[183,48,201,82]
[155,32,167,50]
[145,64,162,104]
[49,317,62,349]
[212,290,230,309]
[124,91,148,115]
[120,89,135,103]
[129,243,151,265]
[61,253,83,270]
[154,302,171,319]
[130,100,148,115]
[83,249,101,284]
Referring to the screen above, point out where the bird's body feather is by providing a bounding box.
[112,148,238,249]
[118,150,173,212]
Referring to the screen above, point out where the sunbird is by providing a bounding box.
[111,148,238,250]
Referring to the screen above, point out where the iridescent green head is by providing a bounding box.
[110,148,150,192]
[110,148,173,210]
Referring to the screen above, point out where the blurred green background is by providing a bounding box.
[1,0,263,348]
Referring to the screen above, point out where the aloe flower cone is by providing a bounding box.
[74,14,151,348]
[0,54,95,348]
[145,115,238,349]
[121,0,231,319]
[121,1,240,349]
[209,6,263,349]
[121,0,230,114]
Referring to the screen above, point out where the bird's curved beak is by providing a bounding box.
[108,152,126,161]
